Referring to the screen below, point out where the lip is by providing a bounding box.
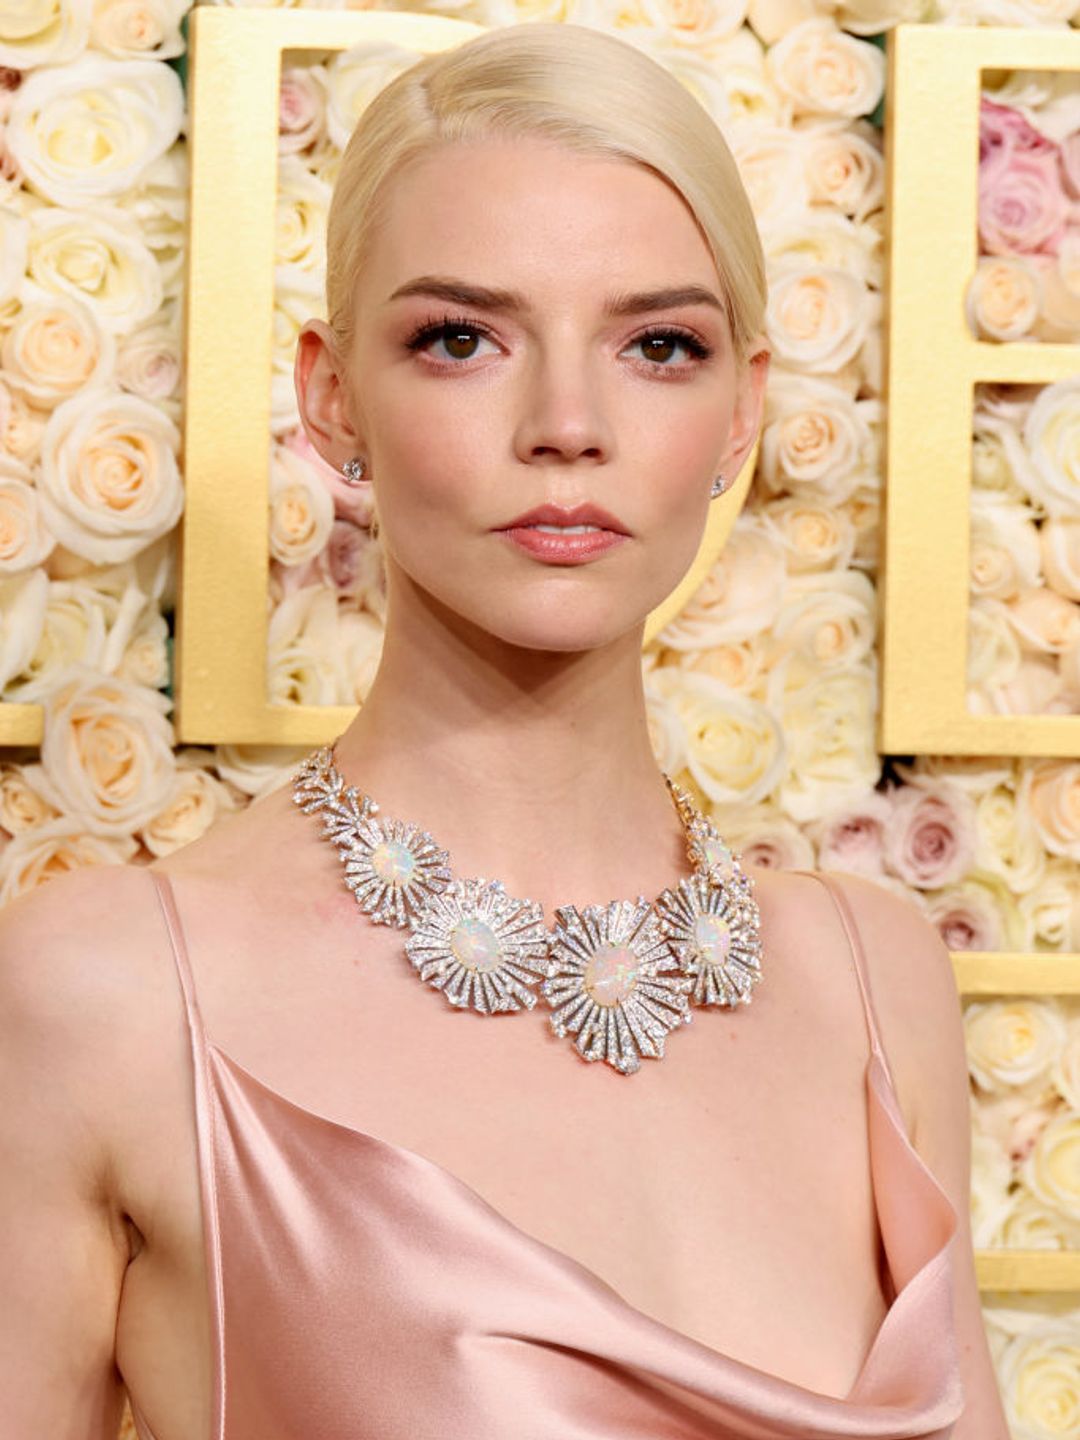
[499,502,631,536]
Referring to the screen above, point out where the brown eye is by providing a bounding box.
[640,335,677,364]
[443,329,481,360]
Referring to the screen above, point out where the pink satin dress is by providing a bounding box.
[129,866,965,1440]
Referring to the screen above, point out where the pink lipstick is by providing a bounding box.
[495,503,630,566]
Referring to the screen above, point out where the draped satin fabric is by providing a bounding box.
[130,867,965,1440]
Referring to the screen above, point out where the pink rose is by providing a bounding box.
[808,791,891,878]
[280,426,374,528]
[1060,133,1080,201]
[279,68,326,154]
[925,883,1003,952]
[980,98,1056,171]
[980,149,1069,257]
[883,779,977,888]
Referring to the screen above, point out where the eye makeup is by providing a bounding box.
[402,312,716,370]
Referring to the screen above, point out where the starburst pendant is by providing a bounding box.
[342,814,452,928]
[405,878,551,1014]
[656,874,763,1007]
[543,899,694,1074]
[292,745,376,846]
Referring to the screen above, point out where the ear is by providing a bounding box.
[294,319,364,470]
[718,337,770,481]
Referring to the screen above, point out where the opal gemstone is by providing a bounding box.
[703,837,735,876]
[692,912,731,966]
[585,944,640,1007]
[449,916,503,973]
[370,839,417,887]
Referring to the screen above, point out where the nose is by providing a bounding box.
[511,337,614,468]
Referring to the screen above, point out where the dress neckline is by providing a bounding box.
[203,1035,957,1406]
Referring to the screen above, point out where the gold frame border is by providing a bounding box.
[172,5,753,746]
[880,23,1080,758]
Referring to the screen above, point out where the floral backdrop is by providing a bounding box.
[1,0,1080,1433]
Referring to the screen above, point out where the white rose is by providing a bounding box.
[23,205,162,335]
[969,1129,1014,1249]
[37,387,181,564]
[841,479,881,570]
[647,667,786,806]
[112,148,188,301]
[0,761,60,834]
[276,156,331,273]
[268,584,348,707]
[969,496,1042,601]
[324,41,424,153]
[658,515,787,648]
[40,661,175,836]
[0,458,55,574]
[765,18,884,120]
[115,318,180,415]
[89,0,187,61]
[1023,1111,1080,1223]
[0,210,28,307]
[1,294,115,409]
[1050,1015,1080,1111]
[765,212,882,290]
[0,0,90,69]
[116,606,168,688]
[965,998,1068,1093]
[760,373,874,504]
[0,816,137,904]
[799,116,883,222]
[897,753,1017,799]
[759,494,856,571]
[1032,234,1080,345]
[993,656,1068,717]
[966,255,1041,342]
[643,674,688,777]
[140,752,239,858]
[972,410,1036,503]
[745,0,827,46]
[1019,859,1080,954]
[0,567,48,691]
[967,597,1022,706]
[714,55,789,128]
[634,0,750,55]
[728,124,809,234]
[1006,586,1080,656]
[765,264,871,374]
[766,660,878,821]
[214,742,311,802]
[271,266,323,436]
[974,783,1047,894]
[1040,517,1080,601]
[0,576,113,702]
[1023,378,1080,520]
[834,0,929,37]
[767,569,876,684]
[1021,759,1080,862]
[269,442,335,568]
[676,637,766,694]
[997,1184,1080,1251]
[7,55,182,207]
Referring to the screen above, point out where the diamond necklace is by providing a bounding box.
[292,742,764,1075]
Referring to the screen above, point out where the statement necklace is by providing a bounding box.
[292,742,764,1075]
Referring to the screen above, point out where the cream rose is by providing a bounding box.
[728,124,809,233]
[0,0,90,70]
[799,116,883,222]
[643,676,688,777]
[37,387,182,564]
[116,606,168,689]
[1032,233,1080,344]
[658,516,787,649]
[760,494,856,572]
[744,0,826,45]
[40,661,175,835]
[760,372,875,503]
[1023,1111,1080,1223]
[1007,586,1080,655]
[768,570,877,690]
[276,156,331,273]
[1051,1015,1080,1111]
[0,575,117,702]
[1,295,115,409]
[972,410,1036,503]
[765,265,871,373]
[1040,517,1080,601]
[967,598,1022,706]
[766,212,882,290]
[835,0,928,34]
[325,41,425,153]
[1019,859,1080,954]
[974,783,1047,894]
[647,667,786,806]
[0,456,55,574]
[140,750,239,858]
[1022,759,1080,861]
[765,18,884,119]
[0,210,28,307]
[111,148,187,301]
[677,638,766,694]
[0,761,60,834]
[271,267,323,435]
[1023,378,1080,519]
[0,567,48,691]
[89,0,187,61]
[267,584,383,708]
[23,205,162,335]
[997,1184,1080,1251]
[213,742,311,802]
[772,664,879,822]
[969,1129,1013,1249]
[969,497,1042,601]
[7,55,183,206]
[634,0,750,54]
[115,319,181,411]
[966,255,1041,342]
[965,998,1068,1093]
[0,816,137,904]
[269,443,335,568]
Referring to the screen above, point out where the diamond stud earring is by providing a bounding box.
[710,473,727,498]
[342,457,367,486]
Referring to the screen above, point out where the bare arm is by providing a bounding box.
[0,870,133,1439]
[834,871,1011,1439]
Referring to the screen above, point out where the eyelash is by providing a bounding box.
[403,313,714,370]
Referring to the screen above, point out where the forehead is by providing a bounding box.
[359,136,720,305]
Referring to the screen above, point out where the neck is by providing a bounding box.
[330,581,687,908]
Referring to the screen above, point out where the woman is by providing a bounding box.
[1,21,1006,1440]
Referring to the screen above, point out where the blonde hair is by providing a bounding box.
[325,22,766,367]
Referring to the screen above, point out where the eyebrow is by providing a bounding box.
[386,275,726,317]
